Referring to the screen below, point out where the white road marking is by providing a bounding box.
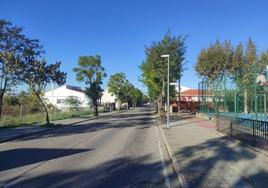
[154,125,171,188]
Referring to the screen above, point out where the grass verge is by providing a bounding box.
[0,110,92,129]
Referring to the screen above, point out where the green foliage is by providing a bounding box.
[0,19,43,118]
[108,72,144,109]
[64,96,81,108]
[129,87,143,106]
[195,40,233,81]
[140,32,186,97]
[23,60,67,124]
[195,38,268,86]
[107,72,129,102]
[0,19,66,124]
[140,31,187,115]
[73,55,106,116]
[3,95,20,106]
[0,110,91,128]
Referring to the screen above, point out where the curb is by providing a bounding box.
[157,122,188,188]
[0,110,126,144]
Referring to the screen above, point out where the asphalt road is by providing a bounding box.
[0,107,179,188]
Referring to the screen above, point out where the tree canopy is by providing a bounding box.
[140,31,187,116]
[108,72,143,110]
[195,38,268,86]
[23,60,66,124]
[73,55,106,116]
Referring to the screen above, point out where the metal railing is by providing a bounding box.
[216,114,268,149]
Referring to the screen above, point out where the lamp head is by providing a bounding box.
[161,54,170,58]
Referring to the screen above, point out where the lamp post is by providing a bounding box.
[161,54,170,128]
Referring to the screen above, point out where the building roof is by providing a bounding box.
[65,85,84,93]
[175,85,190,92]
[180,89,213,97]
[181,89,199,97]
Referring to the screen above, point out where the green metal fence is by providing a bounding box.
[198,66,268,121]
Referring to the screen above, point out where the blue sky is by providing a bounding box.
[1,0,268,92]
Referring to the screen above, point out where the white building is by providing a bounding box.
[44,85,117,110]
[101,89,116,104]
[44,85,91,109]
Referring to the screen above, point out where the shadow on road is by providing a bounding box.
[0,148,92,172]
[4,155,172,188]
[16,108,155,142]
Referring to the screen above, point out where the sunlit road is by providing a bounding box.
[0,107,179,188]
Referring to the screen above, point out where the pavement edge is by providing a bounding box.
[156,118,188,188]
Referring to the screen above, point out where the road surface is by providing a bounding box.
[0,107,179,188]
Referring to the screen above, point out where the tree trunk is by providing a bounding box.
[244,90,248,114]
[93,98,99,116]
[154,100,158,112]
[94,104,99,116]
[36,94,50,124]
[0,79,8,119]
[0,93,4,119]
[118,101,122,111]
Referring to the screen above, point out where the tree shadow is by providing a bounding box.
[173,136,268,187]
[0,148,92,171]
[16,109,155,141]
[3,155,173,188]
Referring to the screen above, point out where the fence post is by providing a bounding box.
[252,120,256,146]
[230,119,233,137]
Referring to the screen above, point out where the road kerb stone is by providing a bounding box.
[157,122,188,188]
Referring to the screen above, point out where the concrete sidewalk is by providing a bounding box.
[0,111,121,143]
[160,114,268,188]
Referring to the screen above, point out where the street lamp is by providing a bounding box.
[161,54,170,128]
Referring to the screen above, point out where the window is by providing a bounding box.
[56,99,65,104]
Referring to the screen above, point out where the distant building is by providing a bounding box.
[44,85,117,110]
[44,85,91,109]
[180,89,199,102]
[175,85,190,93]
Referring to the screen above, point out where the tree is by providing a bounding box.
[17,91,43,113]
[108,73,143,110]
[195,38,267,113]
[23,60,66,124]
[64,96,81,110]
[129,87,143,108]
[107,72,129,110]
[140,31,187,116]
[195,40,233,81]
[73,55,106,116]
[0,20,40,118]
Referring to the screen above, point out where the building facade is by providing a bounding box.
[44,85,117,110]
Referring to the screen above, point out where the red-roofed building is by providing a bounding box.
[180,89,199,102]
[171,88,213,112]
